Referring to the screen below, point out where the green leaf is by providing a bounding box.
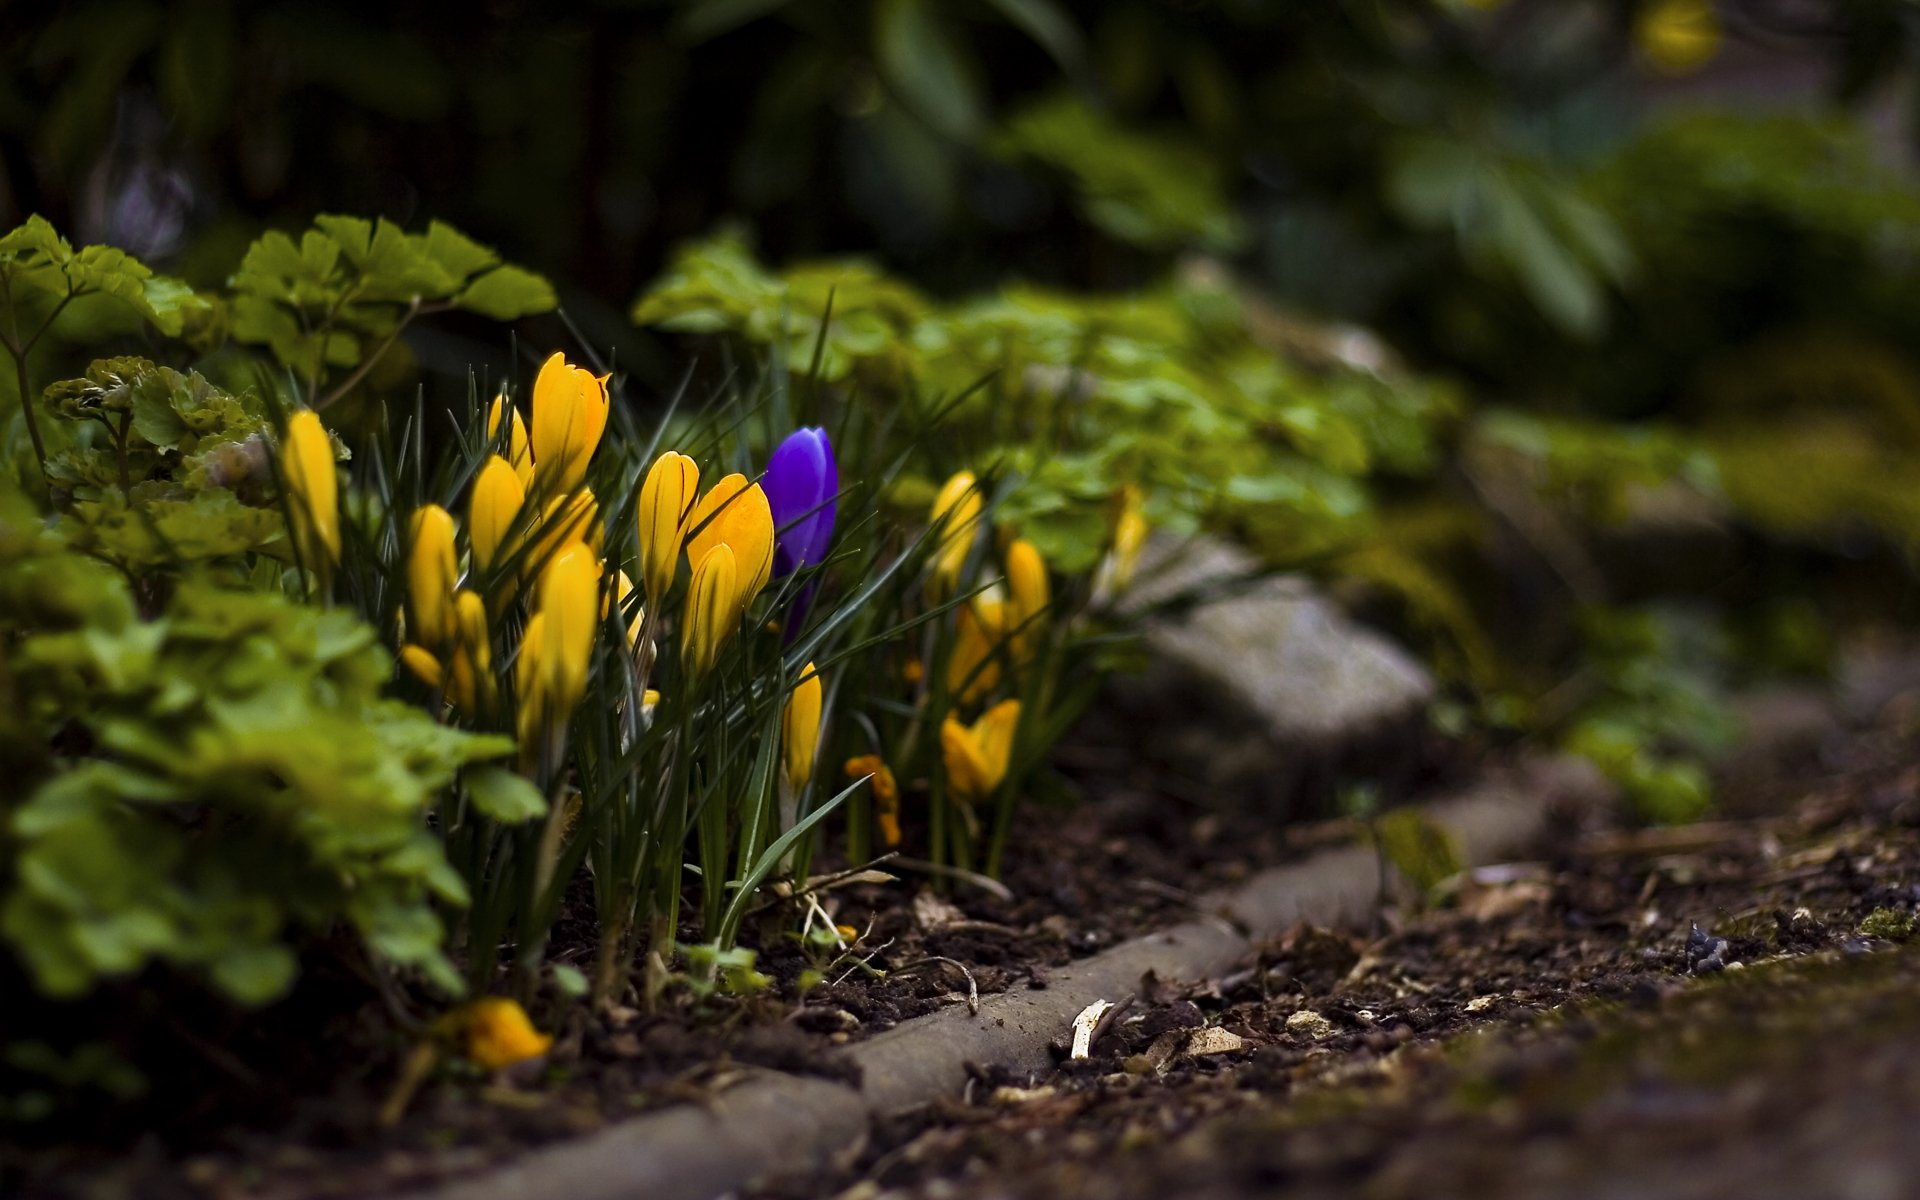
[208,942,298,1005]
[463,764,547,824]
[456,265,558,320]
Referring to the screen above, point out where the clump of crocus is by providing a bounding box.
[845,755,902,847]
[764,427,838,578]
[941,699,1021,809]
[529,351,609,497]
[280,410,339,583]
[461,997,553,1071]
[926,471,982,599]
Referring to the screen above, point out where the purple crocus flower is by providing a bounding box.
[763,427,838,577]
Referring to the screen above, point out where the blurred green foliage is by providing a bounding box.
[0,479,511,1004]
[634,231,1459,573]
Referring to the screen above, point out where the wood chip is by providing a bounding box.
[1185,1027,1247,1057]
[1070,999,1114,1059]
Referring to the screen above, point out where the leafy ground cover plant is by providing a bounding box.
[0,213,1144,1123]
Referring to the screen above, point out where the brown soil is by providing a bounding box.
[10,711,1917,1200]
[2,729,1397,1200]
[754,719,1920,1200]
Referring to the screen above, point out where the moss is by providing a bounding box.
[1858,908,1914,942]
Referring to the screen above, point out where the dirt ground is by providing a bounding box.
[10,702,1920,1200]
[756,714,1920,1200]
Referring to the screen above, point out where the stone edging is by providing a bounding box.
[414,755,1607,1200]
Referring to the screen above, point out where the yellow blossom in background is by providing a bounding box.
[280,410,339,578]
[941,699,1021,807]
[1636,0,1721,75]
[926,471,982,598]
[407,505,459,652]
[1093,485,1149,601]
[515,612,549,752]
[1005,538,1049,660]
[686,473,775,617]
[462,997,552,1070]
[782,663,823,793]
[469,454,526,576]
[845,755,902,847]
[486,393,535,489]
[529,351,609,496]
[637,450,700,605]
[947,600,1007,705]
[399,643,444,691]
[446,589,496,715]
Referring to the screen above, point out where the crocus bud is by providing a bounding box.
[927,471,982,599]
[449,589,495,715]
[763,427,838,576]
[408,505,459,652]
[281,410,339,577]
[686,473,774,618]
[681,543,738,679]
[487,393,535,489]
[529,351,609,496]
[781,663,823,793]
[536,542,600,721]
[1005,538,1049,660]
[636,450,699,605]
[470,454,526,576]
[947,600,1006,705]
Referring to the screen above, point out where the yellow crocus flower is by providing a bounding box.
[486,393,535,490]
[462,997,553,1070]
[940,699,1021,807]
[1636,0,1720,75]
[447,589,495,716]
[536,542,600,721]
[681,543,738,679]
[469,454,526,576]
[926,471,982,598]
[523,488,600,581]
[400,643,444,691]
[947,599,1006,705]
[610,569,647,650]
[636,451,700,606]
[529,351,609,496]
[1005,537,1049,658]
[408,505,459,652]
[280,410,339,577]
[515,611,548,752]
[782,663,823,793]
[686,473,774,618]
